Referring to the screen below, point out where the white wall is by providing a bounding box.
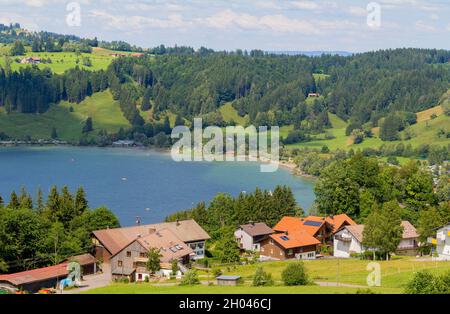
[187,241,206,259]
[437,226,450,261]
[333,229,363,258]
[234,229,259,251]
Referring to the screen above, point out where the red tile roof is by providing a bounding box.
[270,230,320,249]
[274,214,356,236]
[273,216,327,236]
[92,219,210,256]
[326,214,357,233]
[0,264,68,286]
[0,254,96,286]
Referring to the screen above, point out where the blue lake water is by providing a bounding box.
[0,147,316,226]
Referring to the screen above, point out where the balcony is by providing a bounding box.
[335,235,352,242]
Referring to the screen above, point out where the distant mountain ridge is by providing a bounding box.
[268,51,353,57]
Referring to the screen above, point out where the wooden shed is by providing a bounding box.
[216,275,241,286]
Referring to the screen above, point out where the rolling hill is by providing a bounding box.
[0,90,130,141]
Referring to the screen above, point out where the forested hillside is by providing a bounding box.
[0,24,449,155]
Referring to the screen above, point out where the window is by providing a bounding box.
[140,252,146,258]
[288,249,293,255]
[118,260,123,267]
[126,251,131,257]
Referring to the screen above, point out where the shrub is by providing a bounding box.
[355,288,376,294]
[252,267,274,287]
[213,268,223,278]
[180,270,200,286]
[404,270,450,294]
[281,262,309,286]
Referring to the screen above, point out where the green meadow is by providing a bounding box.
[0,90,130,141]
[85,257,450,294]
[0,46,128,74]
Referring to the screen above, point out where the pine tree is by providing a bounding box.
[36,187,44,213]
[51,127,58,139]
[74,187,88,215]
[19,186,33,209]
[163,116,171,134]
[82,117,93,133]
[58,186,74,224]
[8,191,20,209]
[45,186,60,220]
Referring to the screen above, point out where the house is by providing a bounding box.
[260,230,320,260]
[92,219,210,263]
[430,223,450,260]
[109,53,126,58]
[396,221,420,256]
[0,254,96,293]
[333,225,365,258]
[308,93,320,98]
[110,228,193,282]
[112,140,135,147]
[20,56,41,64]
[216,275,241,286]
[234,222,274,251]
[273,214,356,244]
[333,221,420,258]
[131,53,144,57]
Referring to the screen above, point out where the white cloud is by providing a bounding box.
[89,10,191,30]
[203,9,357,34]
[348,6,367,17]
[415,20,436,32]
[290,1,319,10]
[204,9,317,33]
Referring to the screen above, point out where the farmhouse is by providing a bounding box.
[0,254,96,293]
[333,221,420,258]
[234,222,274,251]
[308,93,320,97]
[260,230,320,260]
[110,228,192,282]
[273,214,356,244]
[20,56,41,64]
[92,219,210,263]
[430,223,450,260]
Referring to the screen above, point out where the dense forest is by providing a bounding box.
[0,25,449,154]
[0,186,119,273]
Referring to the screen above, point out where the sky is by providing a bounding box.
[0,0,449,52]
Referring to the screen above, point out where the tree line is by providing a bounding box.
[0,186,120,273]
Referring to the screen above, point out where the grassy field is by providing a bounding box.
[220,102,248,125]
[85,284,392,294]
[84,257,450,294]
[0,90,130,141]
[0,46,126,74]
[287,104,450,151]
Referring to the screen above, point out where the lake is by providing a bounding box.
[0,146,316,226]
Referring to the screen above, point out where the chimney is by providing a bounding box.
[330,215,334,220]
[285,230,289,236]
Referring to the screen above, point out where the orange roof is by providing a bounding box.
[273,216,327,236]
[274,214,356,236]
[270,231,320,249]
[326,214,356,233]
